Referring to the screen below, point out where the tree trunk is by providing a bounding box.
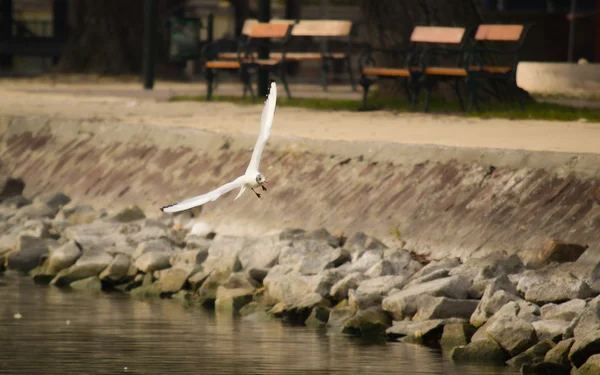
[55,0,185,76]
[358,0,533,103]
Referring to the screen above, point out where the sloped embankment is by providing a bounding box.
[0,114,599,263]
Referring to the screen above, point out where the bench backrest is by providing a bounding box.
[474,24,524,42]
[241,19,295,36]
[248,23,291,39]
[291,20,352,37]
[410,26,467,44]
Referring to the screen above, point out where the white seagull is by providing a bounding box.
[161,82,277,213]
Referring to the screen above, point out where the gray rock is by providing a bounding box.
[349,250,383,273]
[169,248,208,267]
[441,323,477,348]
[305,306,330,328]
[413,296,479,321]
[215,286,254,313]
[450,339,509,364]
[305,228,341,248]
[248,268,268,284]
[573,354,600,374]
[195,274,220,305]
[45,193,71,212]
[5,236,50,272]
[382,275,471,319]
[113,205,145,223]
[51,250,113,286]
[56,205,100,225]
[521,362,571,375]
[63,222,127,251]
[17,219,53,239]
[12,202,56,221]
[99,254,135,282]
[263,265,343,306]
[344,232,387,258]
[382,248,422,276]
[134,251,173,273]
[237,235,281,270]
[387,319,446,343]
[46,240,82,274]
[486,314,538,356]
[155,266,196,293]
[70,276,102,293]
[222,272,261,290]
[127,223,169,244]
[199,235,246,282]
[450,251,524,280]
[348,289,382,313]
[516,269,593,304]
[532,320,571,342]
[470,274,521,327]
[326,304,354,329]
[569,329,600,368]
[545,338,575,366]
[506,340,555,368]
[281,239,349,275]
[364,260,396,278]
[239,302,266,317]
[410,257,461,280]
[541,299,587,321]
[570,295,600,339]
[356,275,408,295]
[133,239,174,259]
[341,307,391,338]
[405,268,450,288]
[330,272,366,300]
[278,228,306,242]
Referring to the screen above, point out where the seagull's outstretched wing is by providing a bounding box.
[246,81,277,174]
[161,177,244,213]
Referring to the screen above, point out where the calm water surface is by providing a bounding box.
[0,272,518,375]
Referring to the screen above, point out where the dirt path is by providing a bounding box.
[1,80,599,154]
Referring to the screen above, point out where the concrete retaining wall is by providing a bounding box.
[1,115,599,264]
[517,62,600,97]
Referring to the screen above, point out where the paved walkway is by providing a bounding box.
[1,79,599,155]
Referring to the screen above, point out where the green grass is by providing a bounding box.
[170,94,600,123]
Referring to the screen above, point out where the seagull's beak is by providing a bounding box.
[263,180,268,185]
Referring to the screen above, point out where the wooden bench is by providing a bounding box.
[203,22,293,100]
[359,26,470,111]
[283,20,356,91]
[465,24,532,111]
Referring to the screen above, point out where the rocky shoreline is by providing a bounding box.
[2,181,600,374]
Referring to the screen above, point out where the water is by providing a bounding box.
[0,273,517,375]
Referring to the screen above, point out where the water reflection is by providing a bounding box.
[0,273,517,375]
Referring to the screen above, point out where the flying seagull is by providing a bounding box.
[161,82,277,213]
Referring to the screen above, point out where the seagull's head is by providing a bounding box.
[255,173,267,185]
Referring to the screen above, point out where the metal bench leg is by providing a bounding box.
[512,80,525,111]
[454,79,465,112]
[205,68,214,101]
[359,76,371,109]
[467,77,481,113]
[241,67,254,100]
[321,60,330,92]
[423,79,435,113]
[346,57,357,91]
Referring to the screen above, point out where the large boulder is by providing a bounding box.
[382,275,471,320]
[506,340,555,368]
[62,221,127,251]
[387,319,446,344]
[440,323,477,348]
[134,251,174,273]
[215,286,254,313]
[516,269,593,304]
[5,236,50,272]
[569,329,600,368]
[263,265,343,306]
[470,275,521,327]
[413,296,479,321]
[570,295,600,339]
[237,235,282,270]
[545,338,575,366]
[573,354,600,375]
[99,253,136,282]
[532,320,571,342]
[349,250,383,273]
[537,239,588,266]
[541,299,587,321]
[56,205,101,225]
[356,275,409,296]
[113,205,146,223]
[341,307,391,338]
[46,240,82,274]
[450,251,524,280]
[169,248,208,267]
[51,250,113,286]
[450,339,509,364]
[485,313,538,356]
[330,272,366,300]
[279,239,349,276]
